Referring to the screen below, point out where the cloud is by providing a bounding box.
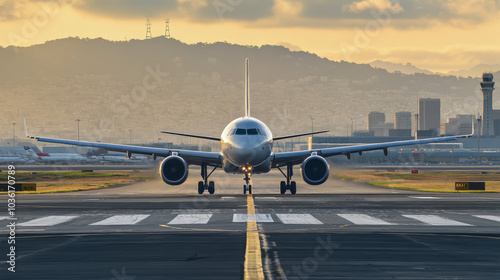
[324,47,500,74]
[71,0,274,21]
[343,0,404,13]
[0,1,19,21]
[73,0,178,18]
[295,0,500,29]
[187,0,275,21]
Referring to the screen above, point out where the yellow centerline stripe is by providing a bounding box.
[244,194,265,280]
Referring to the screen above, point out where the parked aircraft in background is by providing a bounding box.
[25,59,473,195]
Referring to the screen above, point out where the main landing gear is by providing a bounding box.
[198,163,217,195]
[277,164,297,195]
[243,172,252,194]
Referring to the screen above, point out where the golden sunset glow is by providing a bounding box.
[1,0,500,73]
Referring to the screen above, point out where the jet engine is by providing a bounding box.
[159,155,188,185]
[300,155,329,185]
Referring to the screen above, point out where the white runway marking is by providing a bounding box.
[90,215,150,225]
[403,215,471,226]
[408,196,441,199]
[233,214,274,223]
[473,215,500,223]
[276,214,323,224]
[254,197,277,200]
[338,214,393,225]
[0,217,8,221]
[18,216,79,226]
[168,214,213,225]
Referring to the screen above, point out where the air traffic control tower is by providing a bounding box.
[481,73,495,135]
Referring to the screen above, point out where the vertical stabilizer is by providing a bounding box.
[245,58,250,117]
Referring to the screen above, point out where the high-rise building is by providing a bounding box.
[481,73,495,136]
[445,114,474,135]
[367,112,385,132]
[418,98,440,134]
[394,111,412,130]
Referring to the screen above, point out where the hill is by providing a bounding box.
[0,37,493,142]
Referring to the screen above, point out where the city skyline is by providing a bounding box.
[1,0,500,74]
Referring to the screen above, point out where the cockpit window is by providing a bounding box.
[235,129,247,135]
[257,129,265,136]
[247,128,258,135]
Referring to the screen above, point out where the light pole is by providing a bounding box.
[75,119,80,141]
[309,117,315,141]
[350,118,354,137]
[12,123,16,146]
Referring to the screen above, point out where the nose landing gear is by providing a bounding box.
[243,173,252,194]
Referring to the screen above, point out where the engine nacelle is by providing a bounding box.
[300,155,329,185]
[159,155,188,185]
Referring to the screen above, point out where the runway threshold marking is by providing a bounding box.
[403,215,472,226]
[338,214,393,225]
[244,194,265,280]
[90,214,150,225]
[473,215,500,223]
[18,215,79,226]
[276,214,323,224]
[233,214,274,223]
[168,214,213,225]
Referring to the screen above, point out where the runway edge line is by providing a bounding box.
[244,194,265,280]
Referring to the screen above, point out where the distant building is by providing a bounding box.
[394,111,412,130]
[481,73,495,136]
[389,129,411,137]
[418,98,440,134]
[367,112,385,132]
[444,115,474,135]
[373,123,394,137]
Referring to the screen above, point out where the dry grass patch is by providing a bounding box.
[369,181,500,193]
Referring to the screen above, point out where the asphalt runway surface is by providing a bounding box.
[1,169,500,279]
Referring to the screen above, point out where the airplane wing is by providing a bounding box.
[27,136,222,166]
[25,121,221,166]
[273,130,329,141]
[160,131,220,141]
[272,134,473,167]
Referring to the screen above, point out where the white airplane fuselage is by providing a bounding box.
[220,117,273,172]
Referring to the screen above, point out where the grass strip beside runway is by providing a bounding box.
[369,181,500,192]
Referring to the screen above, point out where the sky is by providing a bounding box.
[1,0,500,74]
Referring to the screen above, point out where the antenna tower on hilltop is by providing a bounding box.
[165,18,171,38]
[146,18,152,39]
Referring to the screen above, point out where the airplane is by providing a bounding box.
[25,59,473,195]
[0,146,39,164]
[34,151,87,163]
[87,154,153,164]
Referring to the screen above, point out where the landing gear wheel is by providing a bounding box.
[198,181,204,194]
[249,185,252,194]
[208,181,215,194]
[280,181,286,194]
[290,181,297,195]
[243,185,247,194]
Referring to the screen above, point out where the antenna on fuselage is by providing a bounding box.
[245,58,250,117]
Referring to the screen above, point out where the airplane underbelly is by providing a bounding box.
[224,147,269,167]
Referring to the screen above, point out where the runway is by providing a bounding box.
[1,171,500,279]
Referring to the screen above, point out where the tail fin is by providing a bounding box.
[245,58,250,117]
